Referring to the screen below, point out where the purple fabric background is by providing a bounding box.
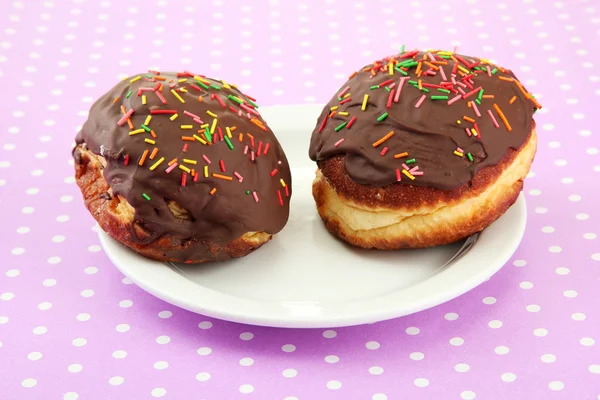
[1,0,600,399]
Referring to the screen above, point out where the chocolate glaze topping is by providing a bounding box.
[75,72,292,251]
[309,50,540,190]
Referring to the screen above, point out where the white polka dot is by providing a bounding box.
[461,391,477,400]
[56,215,69,222]
[520,281,534,289]
[562,177,574,184]
[47,256,61,264]
[197,347,212,355]
[534,328,548,337]
[38,301,52,310]
[112,350,127,359]
[327,380,342,390]
[580,337,595,346]
[541,354,556,363]
[109,376,124,386]
[526,304,541,312]
[513,259,527,267]
[64,392,79,400]
[198,321,213,329]
[72,338,87,347]
[68,364,83,373]
[119,300,133,308]
[584,233,597,240]
[116,324,130,333]
[33,326,48,335]
[84,266,98,274]
[76,313,90,322]
[323,329,337,338]
[587,147,599,155]
[572,312,586,321]
[549,381,564,391]
[156,335,170,344]
[369,366,384,375]
[325,355,339,363]
[43,279,57,287]
[27,188,39,195]
[151,388,166,398]
[27,351,43,361]
[556,267,570,275]
[0,292,15,301]
[455,363,470,372]
[549,246,562,253]
[366,341,380,350]
[535,206,548,214]
[21,378,37,388]
[239,357,254,366]
[482,296,497,304]
[577,213,590,220]
[121,277,133,284]
[11,247,25,255]
[196,372,211,381]
[283,368,298,378]
[52,235,65,243]
[158,311,172,319]
[410,352,424,360]
[488,320,503,329]
[239,384,254,394]
[282,344,296,352]
[563,290,578,298]
[6,269,20,277]
[152,361,168,370]
[414,378,429,387]
[444,312,459,320]
[589,365,600,374]
[568,194,581,202]
[240,332,254,340]
[372,394,388,400]
[21,206,35,214]
[501,373,517,382]
[592,254,600,261]
[495,346,510,355]
[548,141,561,148]
[554,159,567,167]
[450,337,464,346]
[405,327,420,335]
[30,169,44,177]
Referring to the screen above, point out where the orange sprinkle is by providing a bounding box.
[150,130,157,138]
[329,111,337,118]
[230,126,237,131]
[181,136,195,141]
[394,152,408,159]
[251,119,266,131]
[372,131,395,147]
[120,105,127,114]
[416,62,422,76]
[349,71,357,79]
[168,158,178,166]
[509,96,517,104]
[468,102,472,108]
[464,116,475,123]
[126,119,134,130]
[418,79,422,90]
[482,95,495,99]
[198,96,203,103]
[209,188,217,195]
[191,169,195,176]
[424,61,439,71]
[498,76,514,82]
[154,76,166,81]
[530,96,542,109]
[212,173,233,181]
[139,149,149,166]
[113,96,120,104]
[514,80,531,99]
[149,147,159,160]
[238,133,243,142]
[493,103,512,131]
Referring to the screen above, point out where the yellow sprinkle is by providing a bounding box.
[142,95,147,105]
[183,158,197,165]
[144,138,156,145]
[200,123,209,129]
[193,134,207,145]
[454,151,464,157]
[179,165,191,173]
[180,88,188,93]
[170,114,179,121]
[204,165,209,177]
[221,80,231,89]
[129,75,142,83]
[330,106,339,111]
[226,127,232,138]
[206,110,217,118]
[210,118,217,134]
[194,76,210,84]
[402,170,415,180]
[457,65,470,74]
[344,93,351,98]
[362,94,369,111]
[338,112,349,116]
[144,115,152,126]
[149,157,165,171]
[471,128,478,136]
[388,63,394,75]
[129,129,145,135]
[280,179,286,187]
[178,78,187,83]
[171,89,185,103]
[180,125,193,130]
[456,120,461,124]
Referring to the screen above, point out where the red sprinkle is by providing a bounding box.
[380,146,389,156]
[277,190,284,206]
[396,168,402,181]
[150,109,178,115]
[214,95,226,108]
[318,117,328,133]
[181,172,187,187]
[339,97,351,105]
[219,159,226,172]
[124,155,130,166]
[347,116,357,128]
[386,89,395,108]
[263,142,270,155]
[285,185,289,197]
[257,141,263,156]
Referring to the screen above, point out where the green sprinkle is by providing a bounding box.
[420,88,430,93]
[467,153,474,162]
[377,112,389,122]
[440,55,451,59]
[437,88,451,93]
[431,95,449,100]
[337,97,343,101]
[491,68,498,75]
[406,159,416,164]
[400,44,405,54]
[245,190,251,195]
[210,84,221,90]
[477,89,484,101]
[395,67,409,76]
[475,98,481,105]
[140,124,151,132]
[408,80,418,85]
[145,74,153,79]
[370,85,379,90]
[246,98,259,108]
[224,136,234,150]
[204,127,213,142]
[228,94,244,104]
[142,193,151,201]
[126,90,132,99]
[335,122,348,131]
[196,81,210,90]
[385,86,392,92]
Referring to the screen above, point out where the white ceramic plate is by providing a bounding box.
[98,104,527,328]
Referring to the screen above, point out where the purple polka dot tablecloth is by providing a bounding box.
[1,0,600,398]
